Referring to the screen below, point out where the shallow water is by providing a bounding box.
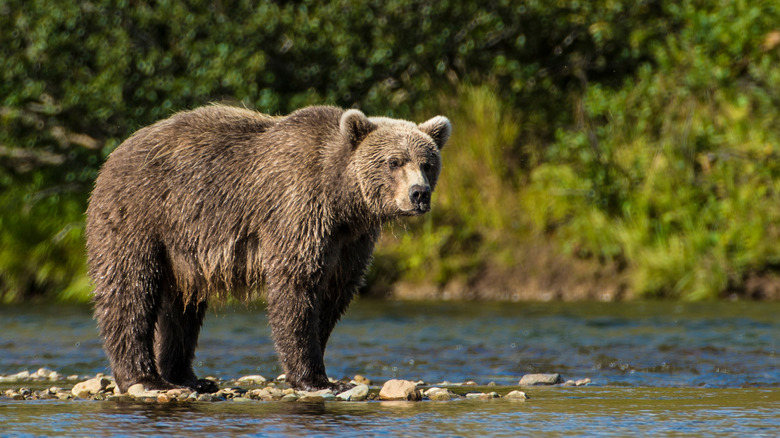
[1,300,779,436]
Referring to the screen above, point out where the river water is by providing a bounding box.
[1,300,778,436]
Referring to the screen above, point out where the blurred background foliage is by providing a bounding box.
[1,0,779,302]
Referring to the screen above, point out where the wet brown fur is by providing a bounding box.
[85,104,450,393]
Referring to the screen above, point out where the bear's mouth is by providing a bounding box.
[406,203,430,216]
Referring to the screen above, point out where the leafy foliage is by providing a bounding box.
[1,0,779,301]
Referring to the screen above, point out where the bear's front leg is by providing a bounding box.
[266,279,334,391]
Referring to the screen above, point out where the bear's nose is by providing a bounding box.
[409,184,431,205]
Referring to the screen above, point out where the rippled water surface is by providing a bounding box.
[1,300,778,436]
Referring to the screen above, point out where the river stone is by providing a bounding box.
[281,393,299,402]
[575,378,592,386]
[505,390,529,400]
[247,388,270,400]
[379,379,422,401]
[519,373,564,386]
[237,375,268,385]
[352,375,372,385]
[300,388,334,398]
[425,388,458,401]
[337,384,369,401]
[127,383,161,399]
[1,371,30,382]
[33,368,60,380]
[72,377,111,398]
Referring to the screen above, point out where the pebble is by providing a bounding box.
[336,384,369,401]
[519,373,564,386]
[379,379,422,401]
[72,377,111,398]
[236,375,268,385]
[505,390,529,400]
[127,383,160,399]
[352,374,372,385]
[0,368,595,403]
[425,387,458,401]
[281,393,299,402]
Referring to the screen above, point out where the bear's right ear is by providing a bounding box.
[418,116,452,150]
[340,109,376,149]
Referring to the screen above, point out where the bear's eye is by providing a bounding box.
[422,163,432,172]
[388,159,402,170]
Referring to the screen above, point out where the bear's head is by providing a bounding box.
[340,109,451,218]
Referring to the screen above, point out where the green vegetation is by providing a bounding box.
[2,1,779,302]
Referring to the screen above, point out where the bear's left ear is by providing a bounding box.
[340,109,376,149]
[418,116,452,150]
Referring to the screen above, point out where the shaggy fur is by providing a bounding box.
[85,105,451,393]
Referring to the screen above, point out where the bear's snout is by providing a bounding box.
[409,184,431,212]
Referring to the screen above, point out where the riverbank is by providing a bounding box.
[0,369,598,403]
[367,240,780,302]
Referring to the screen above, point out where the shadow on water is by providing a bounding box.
[1,388,778,436]
[1,299,779,436]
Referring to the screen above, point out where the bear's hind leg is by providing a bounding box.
[93,258,176,393]
[154,293,218,393]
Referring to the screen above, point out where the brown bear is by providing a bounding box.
[85,104,451,393]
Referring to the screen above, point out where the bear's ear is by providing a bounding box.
[340,109,376,149]
[418,116,452,150]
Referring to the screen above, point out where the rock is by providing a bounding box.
[127,383,160,398]
[519,373,564,386]
[72,377,111,398]
[300,388,334,398]
[505,390,529,400]
[247,388,271,400]
[48,386,63,394]
[33,368,60,380]
[233,396,253,403]
[575,378,592,386]
[353,374,372,385]
[165,388,191,398]
[237,375,268,385]
[336,384,369,401]
[379,379,422,401]
[464,380,479,386]
[297,395,325,403]
[281,393,299,402]
[425,388,458,401]
[215,388,242,400]
[157,393,174,403]
[276,374,286,382]
[1,371,30,382]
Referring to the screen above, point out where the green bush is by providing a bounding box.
[1,0,779,301]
